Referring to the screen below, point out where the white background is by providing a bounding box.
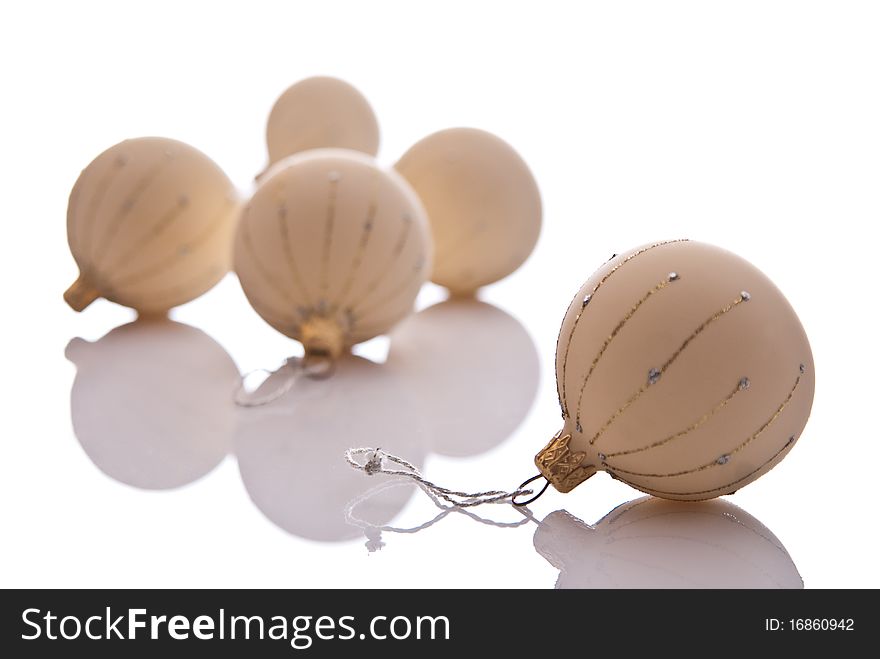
[2,0,878,588]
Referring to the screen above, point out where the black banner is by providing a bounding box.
[0,589,869,655]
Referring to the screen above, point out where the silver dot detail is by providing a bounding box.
[738,377,751,390]
[647,368,661,385]
[668,272,679,281]
[741,290,751,301]
[582,294,592,308]
[716,454,730,465]
[598,453,607,461]
[575,421,583,433]
[799,363,806,374]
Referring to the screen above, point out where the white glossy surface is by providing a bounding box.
[2,0,878,588]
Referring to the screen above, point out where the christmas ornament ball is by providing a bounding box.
[395,128,541,295]
[265,76,380,167]
[539,240,814,501]
[234,149,432,359]
[65,137,239,314]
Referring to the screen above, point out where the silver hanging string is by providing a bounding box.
[344,477,537,552]
[344,447,542,508]
[346,478,537,533]
[234,355,334,407]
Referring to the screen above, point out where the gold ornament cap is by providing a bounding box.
[535,431,597,493]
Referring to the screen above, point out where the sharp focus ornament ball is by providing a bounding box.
[395,127,541,295]
[265,76,380,168]
[537,240,815,501]
[234,148,432,360]
[64,137,239,314]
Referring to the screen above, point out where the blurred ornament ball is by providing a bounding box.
[64,137,239,314]
[265,76,380,170]
[396,127,541,294]
[234,149,432,360]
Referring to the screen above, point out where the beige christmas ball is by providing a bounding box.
[235,148,432,359]
[395,127,541,294]
[65,137,239,314]
[265,76,380,168]
[534,497,802,588]
[538,239,815,501]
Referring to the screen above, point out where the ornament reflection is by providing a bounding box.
[235,355,430,541]
[344,478,532,552]
[66,318,238,489]
[387,297,539,457]
[66,298,539,542]
[534,497,802,588]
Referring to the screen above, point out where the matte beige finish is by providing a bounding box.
[64,137,239,314]
[538,240,815,501]
[395,127,541,294]
[234,149,432,358]
[265,76,380,167]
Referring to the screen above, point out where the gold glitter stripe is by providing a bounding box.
[321,176,340,296]
[91,158,168,266]
[278,204,314,307]
[590,291,748,446]
[574,276,676,425]
[352,255,426,327]
[605,372,802,478]
[240,285,300,334]
[615,435,797,499]
[334,171,380,310]
[102,199,190,275]
[350,212,413,308]
[557,239,688,418]
[242,214,297,306]
[76,159,125,262]
[110,197,234,287]
[604,379,747,458]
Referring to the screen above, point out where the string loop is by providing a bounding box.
[234,354,335,407]
[344,447,546,508]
